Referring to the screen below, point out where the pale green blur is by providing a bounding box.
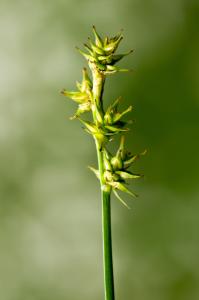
[0,0,199,299]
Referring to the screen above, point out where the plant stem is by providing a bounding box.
[92,65,115,300]
[95,139,115,300]
[102,189,115,300]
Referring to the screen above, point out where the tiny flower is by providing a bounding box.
[61,68,92,118]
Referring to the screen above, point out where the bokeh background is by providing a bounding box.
[0,0,199,299]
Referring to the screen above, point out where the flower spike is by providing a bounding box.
[61,26,146,299]
[75,27,134,76]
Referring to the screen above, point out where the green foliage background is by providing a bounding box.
[0,0,199,299]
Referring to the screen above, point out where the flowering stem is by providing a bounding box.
[62,26,144,300]
[92,67,115,300]
[95,139,115,300]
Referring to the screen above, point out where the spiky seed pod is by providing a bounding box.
[76,26,133,75]
[61,68,92,118]
[103,149,112,171]
[92,25,104,48]
[111,156,123,170]
[89,136,144,207]
[104,97,132,132]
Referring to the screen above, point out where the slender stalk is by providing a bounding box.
[95,139,115,300]
[92,66,115,300]
[102,189,115,300]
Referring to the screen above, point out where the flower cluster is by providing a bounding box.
[76,26,133,75]
[89,136,146,208]
[61,26,145,207]
[61,68,92,119]
[77,96,133,147]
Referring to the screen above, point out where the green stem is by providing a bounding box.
[95,139,115,300]
[92,66,115,300]
[102,189,115,300]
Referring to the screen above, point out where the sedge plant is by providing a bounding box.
[61,26,145,300]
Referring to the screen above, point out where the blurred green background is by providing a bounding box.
[0,0,199,299]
